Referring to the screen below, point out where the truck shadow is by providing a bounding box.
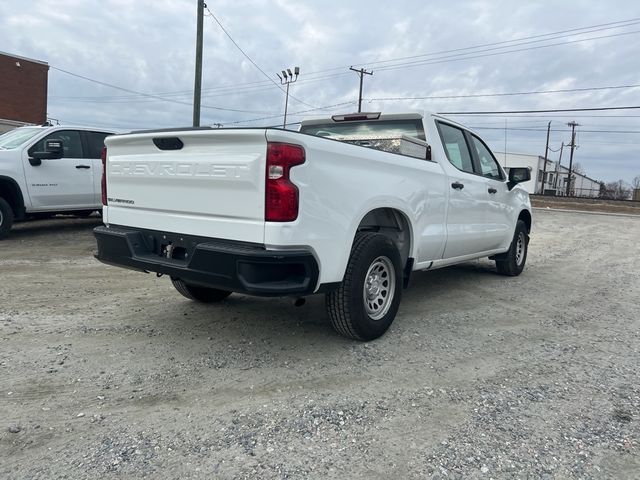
[167,260,503,345]
[9,216,102,239]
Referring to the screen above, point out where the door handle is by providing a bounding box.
[488,187,497,194]
[75,165,91,169]
[451,182,464,190]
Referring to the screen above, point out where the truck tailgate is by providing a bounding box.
[103,129,267,243]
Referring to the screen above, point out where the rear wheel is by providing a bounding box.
[0,197,14,240]
[495,220,529,276]
[326,232,403,341]
[170,277,232,303]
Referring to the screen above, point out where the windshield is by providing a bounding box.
[0,127,42,150]
[300,119,426,140]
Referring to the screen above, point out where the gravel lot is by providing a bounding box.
[1,210,639,479]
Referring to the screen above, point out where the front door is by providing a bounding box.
[468,133,513,250]
[437,122,490,258]
[24,130,96,209]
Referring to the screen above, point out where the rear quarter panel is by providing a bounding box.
[264,129,447,287]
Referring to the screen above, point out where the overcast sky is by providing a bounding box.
[1,0,639,182]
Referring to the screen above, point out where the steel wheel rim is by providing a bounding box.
[0,210,3,226]
[363,256,395,320]
[515,232,526,266]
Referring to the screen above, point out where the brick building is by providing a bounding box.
[0,52,49,133]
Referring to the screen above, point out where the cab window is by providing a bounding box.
[29,130,83,159]
[85,131,111,159]
[471,135,503,180]
[437,122,474,174]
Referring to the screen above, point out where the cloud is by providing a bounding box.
[0,0,639,181]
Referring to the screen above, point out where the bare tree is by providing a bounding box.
[633,175,640,190]
[600,180,632,200]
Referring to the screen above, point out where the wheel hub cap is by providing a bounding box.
[515,232,525,266]
[363,256,395,321]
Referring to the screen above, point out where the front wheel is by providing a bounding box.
[495,220,529,276]
[0,197,14,240]
[170,277,232,303]
[326,232,403,341]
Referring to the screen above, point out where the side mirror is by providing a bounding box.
[45,138,64,157]
[507,167,531,190]
[29,138,65,166]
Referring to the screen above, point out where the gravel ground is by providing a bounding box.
[1,210,639,479]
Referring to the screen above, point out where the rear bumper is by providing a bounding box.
[94,225,319,296]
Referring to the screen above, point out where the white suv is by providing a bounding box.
[0,125,115,239]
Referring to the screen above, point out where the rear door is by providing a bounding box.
[24,129,96,209]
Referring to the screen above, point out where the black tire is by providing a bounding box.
[170,277,232,303]
[495,220,529,276]
[0,197,14,240]
[326,232,403,341]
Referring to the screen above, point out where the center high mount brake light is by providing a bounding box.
[331,112,382,122]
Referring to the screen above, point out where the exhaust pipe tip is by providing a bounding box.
[294,297,306,307]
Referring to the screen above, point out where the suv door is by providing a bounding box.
[436,122,491,258]
[468,133,513,250]
[25,129,96,209]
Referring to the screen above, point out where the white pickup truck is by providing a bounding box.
[94,112,532,340]
[0,125,115,238]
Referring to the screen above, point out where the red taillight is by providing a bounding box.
[265,142,305,222]
[101,146,107,205]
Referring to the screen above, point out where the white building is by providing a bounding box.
[494,152,601,197]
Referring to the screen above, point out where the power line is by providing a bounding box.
[228,101,357,125]
[203,4,318,110]
[439,106,640,115]
[368,83,640,102]
[351,17,640,71]
[373,29,640,73]
[469,126,640,134]
[49,66,274,114]
[48,18,640,104]
[299,17,640,77]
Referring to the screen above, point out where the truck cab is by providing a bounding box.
[0,125,116,238]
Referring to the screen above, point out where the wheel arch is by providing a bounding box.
[354,207,413,273]
[0,176,26,219]
[518,209,532,234]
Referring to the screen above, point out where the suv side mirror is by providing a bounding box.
[29,138,65,166]
[507,167,531,190]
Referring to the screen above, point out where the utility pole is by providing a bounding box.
[349,66,373,112]
[540,121,551,194]
[566,121,579,196]
[276,67,300,128]
[192,0,205,127]
[554,142,564,189]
